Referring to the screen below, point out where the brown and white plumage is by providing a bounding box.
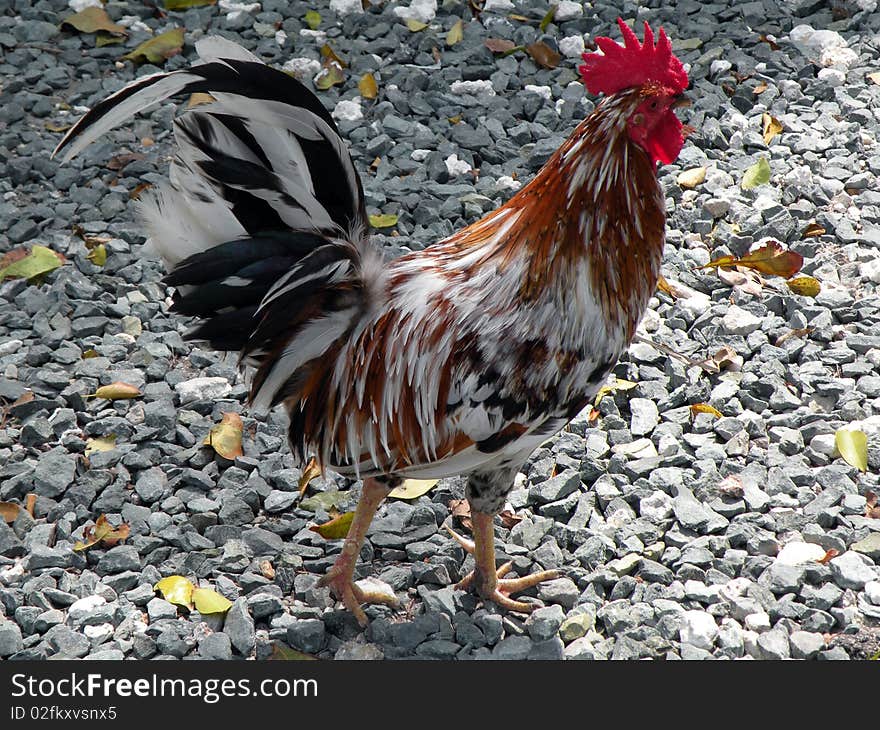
[55,21,689,624]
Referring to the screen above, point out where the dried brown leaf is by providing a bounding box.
[525,41,560,69]
[699,240,803,279]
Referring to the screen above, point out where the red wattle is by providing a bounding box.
[646,111,684,165]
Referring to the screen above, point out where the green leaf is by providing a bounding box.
[270,643,318,660]
[60,7,127,37]
[304,9,321,29]
[314,61,344,90]
[539,5,556,32]
[741,156,771,190]
[192,587,232,614]
[153,575,194,608]
[300,489,345,512]
[836,429,868,472]
[123,28,185,65]
[309,511,354,539]
[164,0,217,9]
[388,479,438,500]
[369,213,398,228]
[95,33,126,47]
[0,245,63,282]
[405,18,428,31]
[446,19,463,46]
[86,243,107,267]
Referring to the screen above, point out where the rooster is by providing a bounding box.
[55,19,689,626]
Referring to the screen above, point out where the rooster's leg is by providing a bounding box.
[316,477,398,626]
[446,511,561,612]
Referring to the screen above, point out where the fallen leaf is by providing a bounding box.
[865,492,880,519]
[0,502,20,524]
[835,429,867,472]
[314,61,345,90]
[86,243,107,267]
[759,33,780,51]
[753,80,768,95]
[818,549,839,565]
[74,515,131,552]
[775,327,813,346]
[270,643,318,660]
[203,412,244,460]
[45,121,72,133]
[762,113,783,145]
[484,38,517,54]
[699,240,803,279]
[741,156,771,189]
[106,152,144,171]
[25,494,36,518]
[60,7,127,37]
[320,44,347,68]
[786,276,821,297]
[525,41,560,69]
[304,9,321,29]
[358,72,378,100]
[717,265,764,296]
[677,167,706,189]
[867,71,880,85]
[593,378,638,408]
[192,587,232,614]
[90,382,142,400]
[309,511,355,539]
[129,182,152,200]
[260,560,275,580]
[405,18,428,31]
[447,115,461,125]
[712,346,743,372]
[656,275,675,297]
[539,5,556,32]
[0,245,64,283]
[802,222,826,238]
[82,349,99,359]
[691,403,722,418]
[298,456,322,496]
[446,18,463,46]
[153,575,194,608]
[187,92,215,108]
[300,489,345,512]
[85,435,116,457]
[96,33,125,47]
[123,28,185,64]
[369,213,399,228]
[498,510,522,528]
[388,479,438,500]
[164,0,217,8]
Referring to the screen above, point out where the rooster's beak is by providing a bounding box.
[672,93,692,109]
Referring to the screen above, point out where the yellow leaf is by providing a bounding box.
[405,18,428,31]
[187,92,215,108]
[192,587,233,614]
[369,213,399,228]
[593,378,638,407]
[690,403,722,418]
[298,456,322,496]
[741,156,771,189]
[314,61,345,90]
[309,511,355,539]
[762,113,783,145]
[74,515,131,552]
[320,44,347,68]
[305,10,321,29]
[786,276,821,297]
[86,243,107,267]
[388,479,438,500]
[867,71,880,85]
[358,73,378,100]
[82,349,99,359]
[0,502,21,524]
[203,412,244,460]
[270,643,318,660]
[836,429,868,472]
[677,166,706,189]
[539,5,556,32]
[153,575,194,608]
[60,7,127,36]
[699,240,803,279]
[91,382,142,400]
[123,28,185,65]
[0,245,63,283]
[656,275,675,297]
[164,0,217,8]
[45,121,72,133]
[802,222,826,238]
[85,435,116,457]
[446,19,464,46]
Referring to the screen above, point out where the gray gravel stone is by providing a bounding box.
[224,598,255,656]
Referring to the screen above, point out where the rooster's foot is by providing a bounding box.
[317,563,398,627]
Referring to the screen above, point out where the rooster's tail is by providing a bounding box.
[55,37,380,412]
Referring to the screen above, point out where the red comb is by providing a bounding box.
[579,18,688,97]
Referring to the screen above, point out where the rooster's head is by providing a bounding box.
[579,18,690,166]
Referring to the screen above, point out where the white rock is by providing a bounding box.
[639,491,673,522]
[68,0,101,10]
[629,398,659,436]
[275,30,287,46]
[722,305,762,336]
[332,98,363,122]
[675,287,712,319]
[68,595,107,623]
[864,581,880,606]
[830,551,878,589]
[219,0,260,13]
[680,610,718,650]
[742,629,761,658]
[482,0,514,10]
[558,35,585,58]
[117,16,152,32]
[775,541,827,566]
[299,29,327,44]
[860,259,880,284]
[392,0,437,24]
[449,79,496,97]
[719,577,752,602]
[444,154,472,177]
[744,612,771,633]
[282,57,321,79]
[0,339,22,356]
[818,67,846,87]
[330,0,364,16]
[84,623,114,645]
[524,84,552,102]
[809,433,838,457]
[553,0,584,20]
[495,175,521,192]
[411,149,431,162]
[820,46,857,70]
[611,438,658,459]
[174,377,231,403]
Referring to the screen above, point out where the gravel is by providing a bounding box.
[2,0,880,661]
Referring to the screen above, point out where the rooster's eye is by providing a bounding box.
[649,100,659,110]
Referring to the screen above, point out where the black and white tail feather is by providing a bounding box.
[55,37,382,413]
